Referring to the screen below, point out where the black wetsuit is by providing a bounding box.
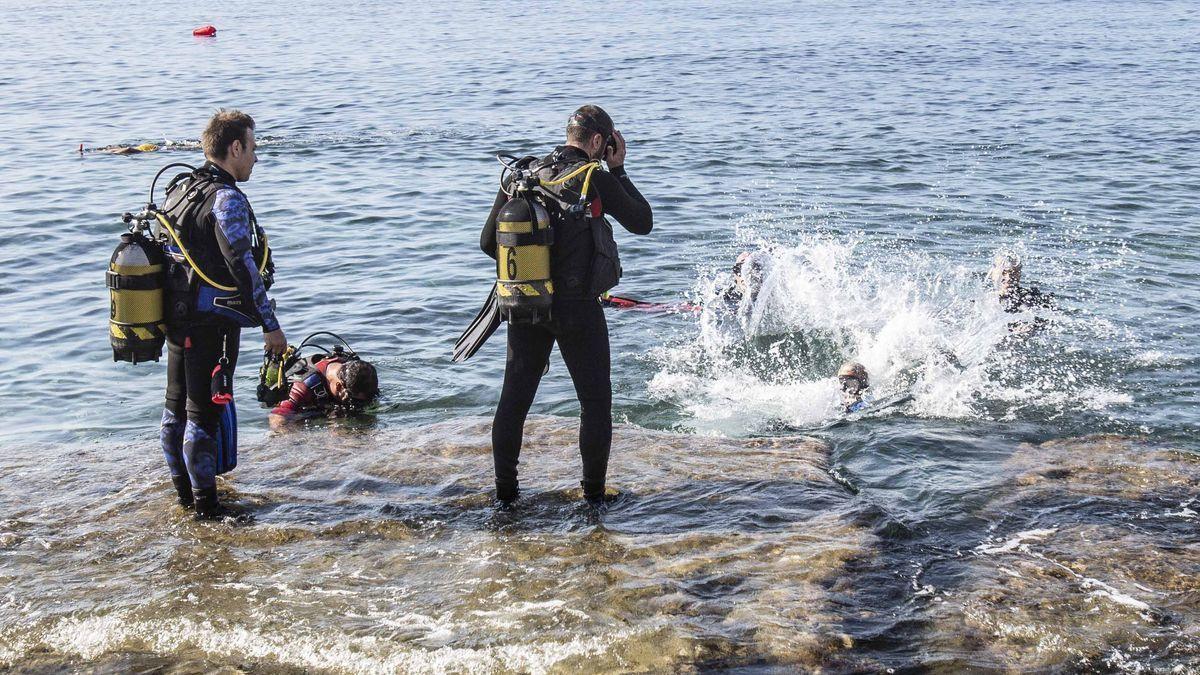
[1000,286,1053,313]
[160,164,278,511]
[479,146,652,500]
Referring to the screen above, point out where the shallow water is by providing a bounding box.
[1,0,1198,671]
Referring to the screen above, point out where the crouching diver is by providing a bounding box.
[265,333,380,427]
[159,110,287,520]
[477,105,653,507]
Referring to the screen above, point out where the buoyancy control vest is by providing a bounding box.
[255,332,364,408]
[158,164,273,327]
[534,152,622,299]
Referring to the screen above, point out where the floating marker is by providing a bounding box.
[192,25,216,37]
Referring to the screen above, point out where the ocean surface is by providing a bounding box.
[1,0,1198,672]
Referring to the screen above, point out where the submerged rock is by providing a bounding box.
[923,435,1200,671]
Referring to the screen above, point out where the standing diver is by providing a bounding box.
[160,110,287,520]
[478,105,653,507]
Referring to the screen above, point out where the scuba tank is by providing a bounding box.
[494,197,554,324]
[107,218,167,363]
[491,154,601,324]
[107,163,195,363]
[108,161,271,363]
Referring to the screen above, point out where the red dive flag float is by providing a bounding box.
[192,25,216,37]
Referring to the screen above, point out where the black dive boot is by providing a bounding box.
[193,487,231,521]
[171,476,195,508]
[582,481,608,513]
[495,480,519,507]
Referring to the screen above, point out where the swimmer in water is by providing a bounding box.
[838,361,871,413]
[989,252,1053,313]
[722,251,767,307]
[81,143,160,155]
[989,251,1056,335]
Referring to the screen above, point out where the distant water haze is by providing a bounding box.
[0,0,1197,671]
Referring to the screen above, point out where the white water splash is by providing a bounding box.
[650,235,1090,432]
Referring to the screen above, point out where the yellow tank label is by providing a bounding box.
[497,219,533,234]
[110,289,163,324]
[111,262,163,276]
[497,246,551,282]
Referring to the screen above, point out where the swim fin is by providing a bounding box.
[453,285,501,363]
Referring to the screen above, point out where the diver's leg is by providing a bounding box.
[162,328,191,506]
[491,322,554,502]
[181,324,239,519]
[555,299,612,503]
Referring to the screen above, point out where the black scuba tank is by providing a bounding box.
[107,230,167,363]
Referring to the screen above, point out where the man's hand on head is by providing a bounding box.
[605,130,626,169]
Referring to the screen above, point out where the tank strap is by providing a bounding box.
[496,229,554,247]
[106,270,161,290]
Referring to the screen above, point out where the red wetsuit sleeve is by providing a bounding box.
[270,379,312,417]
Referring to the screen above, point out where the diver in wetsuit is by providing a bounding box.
[479,105,653,506]
[989,252,1053,313]
[160,110,287,520]
[269,355,379,427]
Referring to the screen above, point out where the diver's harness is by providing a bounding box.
[109,163,272,363]
[256,331,365,409]
[491,152,621,323]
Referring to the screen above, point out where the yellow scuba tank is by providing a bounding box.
[107,227,167,363]
[494,197,554,323]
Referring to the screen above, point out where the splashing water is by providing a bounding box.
[650,234,1126,433]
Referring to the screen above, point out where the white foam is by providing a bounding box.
[975,528,1058,555]
[22,611,663,674]
[653,235,1130,433]
[975,528,1161,621]
[1132,350,1178,366]
[1083,580,1153,614]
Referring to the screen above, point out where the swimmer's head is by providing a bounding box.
[988,251,1022,296]
[732,251,767,292]
[328,359,379,407]
[838,361,869,406]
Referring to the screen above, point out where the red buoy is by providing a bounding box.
[192,25,216,37]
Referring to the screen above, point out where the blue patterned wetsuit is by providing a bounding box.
[208,187,278,331]
[161,164,277,509]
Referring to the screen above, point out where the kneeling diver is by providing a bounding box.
[264,333,380,427]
